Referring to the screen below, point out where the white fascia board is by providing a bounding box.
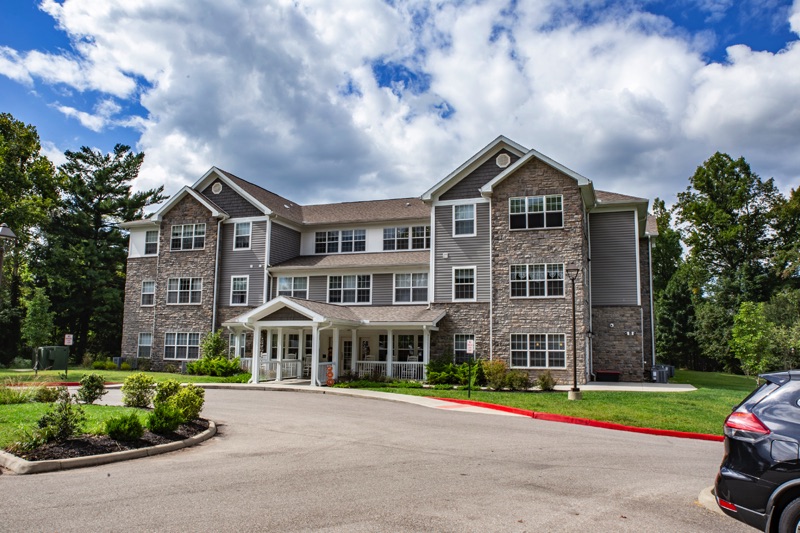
[233,296,326,325]
[193,167,273,216]
[421,136,527,202]
[150,186,228,221]
[118,219,160,229]
[480,147,592,197]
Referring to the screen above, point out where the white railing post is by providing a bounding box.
[311,324,320,387]
[351,329,358,374]
[423,328,430,381]
[332,328,340,379]
[386,329,393,378]
[251,327,261,383]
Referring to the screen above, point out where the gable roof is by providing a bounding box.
[120,186,228,228]
[302,198,429,225]
[479,146,592,196]
[592,190,651,237]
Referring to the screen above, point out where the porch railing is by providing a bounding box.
[317,362,335,384]
[240,358,252,372]
[355,361,386,379]
[392,362,424,381]
[256,359,302,381]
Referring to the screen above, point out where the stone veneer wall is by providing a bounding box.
[489,157,589,385]
[591,306,644,381]
[120,257,158,359]
[430,303,490,358]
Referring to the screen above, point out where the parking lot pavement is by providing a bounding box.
[3,388,747,532]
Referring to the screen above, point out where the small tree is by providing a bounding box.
[200,329,228,359]
[21,287,54,352]
[731,302,777,379]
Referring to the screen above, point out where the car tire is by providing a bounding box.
[779,497,800,533]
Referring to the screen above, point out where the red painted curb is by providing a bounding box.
[432,397,724,442]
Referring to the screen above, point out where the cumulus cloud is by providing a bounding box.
[1,0,799,206]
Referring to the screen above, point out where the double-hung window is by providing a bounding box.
[509,195,563,229]
[137,333,152,358]
[277,276,308,299]
[144,230,159,255]
[453,267,476,301]
[453,205,475,236]
[454,334,474,364]
[167,277,202,304]
[411,226,431,249]
[234,222,251,249]
[328,275,370,303]
[510,333,566,368]
[164,332,201,360]
[341,229,366,252]
[510,263,564,297]
[231,276,248,305]
[394,273,428,303]
[141,280,155,306]
[170,224,205,250]
[315,231,340,254]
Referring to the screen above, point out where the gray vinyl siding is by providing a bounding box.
[589,211,638,306]
[309,276,327,302]
[218,221,266,307]
[372,273,393,305]
[201,180,262,218]
[440,150,520,201]
[433,203,491,302]
[269,222,301,265]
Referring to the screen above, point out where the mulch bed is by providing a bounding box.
[16,419,209,462]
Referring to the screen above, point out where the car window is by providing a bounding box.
[738,382,779,411]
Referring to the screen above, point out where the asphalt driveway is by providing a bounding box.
[2,389,748,532]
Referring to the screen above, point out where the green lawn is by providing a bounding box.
[0,368,248,384]
[362,369,758,436]
[0,403,148,449]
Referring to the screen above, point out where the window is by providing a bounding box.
[277,276,308,299]
[454,334,474,364]
[395,273,428,303]
[234,222,251,249]
[510,263,564,297]
[341,229,366,252]
[328,275,371,303]
[383,227,409,250]
[164,332,201,360]
[411,226,431,249]
[137,333,152,358]
[509,195,563,229]
[228,333,247,358]
[315,231,340,254]
[453,267,475,301]
[144,230,159,255]
[453,204,475,236]
[170,224,205,250]
[141,280,155,306]
[231,276,248,305]
[510,333,566,368]
[167,277,202,304]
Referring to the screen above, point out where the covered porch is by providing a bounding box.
[223,296,444,386]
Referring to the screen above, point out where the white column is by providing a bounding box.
[311,324,320,387]
[276,328,283,381]
[332,328,340,379]
[251,326,261,383]
[350,329,358,373]
[386,329,394,378]
[423,328,431,380]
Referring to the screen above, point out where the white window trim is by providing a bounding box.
[137,332,152,358]
[276,276,309,299]
[392,272,429,304]
[141,280,155,307]
[233,222,252,251]
[508,194,565,231]
[452,266,477,302]
[230,275,249,306]
[340,229,367,253]
[452,204,476,238]
[144,230,159,256]
[326,274,373,305]
[509,263,566,299]
[509,333,567,369]
[315,229,368,255]
[228,332,247,358]
[166,277,203,305]
[163,332,201,361]
[453,333,475,363]
[169,223,206,251]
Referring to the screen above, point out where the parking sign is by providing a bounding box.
[64,334,73,346]
[466,339,474,354]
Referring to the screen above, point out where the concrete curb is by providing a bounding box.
[0,421,216,475]
[698,486,724,516]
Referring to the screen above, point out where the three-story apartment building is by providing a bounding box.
[121,136,657,386]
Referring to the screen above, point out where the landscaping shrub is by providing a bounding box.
[221,372,251,383]
[137,358,151,371]
[148,402,185,434]
[154,379,182,405]
[92,360,106,370]
[0,379,38,404]
[187,356,241,377]
[33,385,61,403]
[105,412,144,441]
[506,369,531,391]
[163,363,179,373]
[168,384,204,420]
[104,361,117,370]
[37,389,86,443]
[482,360,508,390]
[77,373,107,404]
[120,362,132,371]
[121,372,156,408]
[81,353,95,368]
[536,370,557,392]
[9,356,30,369]
[200,329,228,358]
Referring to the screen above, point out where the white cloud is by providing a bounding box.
[2,0,799,205]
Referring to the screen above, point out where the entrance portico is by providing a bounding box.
[223,296,445,386]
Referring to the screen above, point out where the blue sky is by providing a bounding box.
[1,0,799,206]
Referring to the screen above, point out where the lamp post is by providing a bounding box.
[566,261,582,401]
[0,223,18,288]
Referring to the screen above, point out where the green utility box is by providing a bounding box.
[36,346,70,371]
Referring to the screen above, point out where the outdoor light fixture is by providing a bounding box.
[0,223,18,288]
[566,261,582,401]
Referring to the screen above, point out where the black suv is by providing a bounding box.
[716,370,800,532]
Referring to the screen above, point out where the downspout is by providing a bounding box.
[488,197,493,361]
[586,205,595,382]
[264,214,272,305]
[648,235,656,367]
[211,217,225,332]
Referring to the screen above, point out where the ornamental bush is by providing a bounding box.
[506,369,531,391]
[37,389,86,443]
[482,360,508,390]
[105,412,144,441]
[77,373,107,404]
[536,370,557,392]
[168,384,204,420]
[154,379,182,405]
[121,372,156,408]
[187,356,241,377]
[148,402,185,434]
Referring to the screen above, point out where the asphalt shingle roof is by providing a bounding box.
[271,251,430,270]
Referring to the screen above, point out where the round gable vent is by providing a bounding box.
[496,153,511,168]
[211,182,223,194]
